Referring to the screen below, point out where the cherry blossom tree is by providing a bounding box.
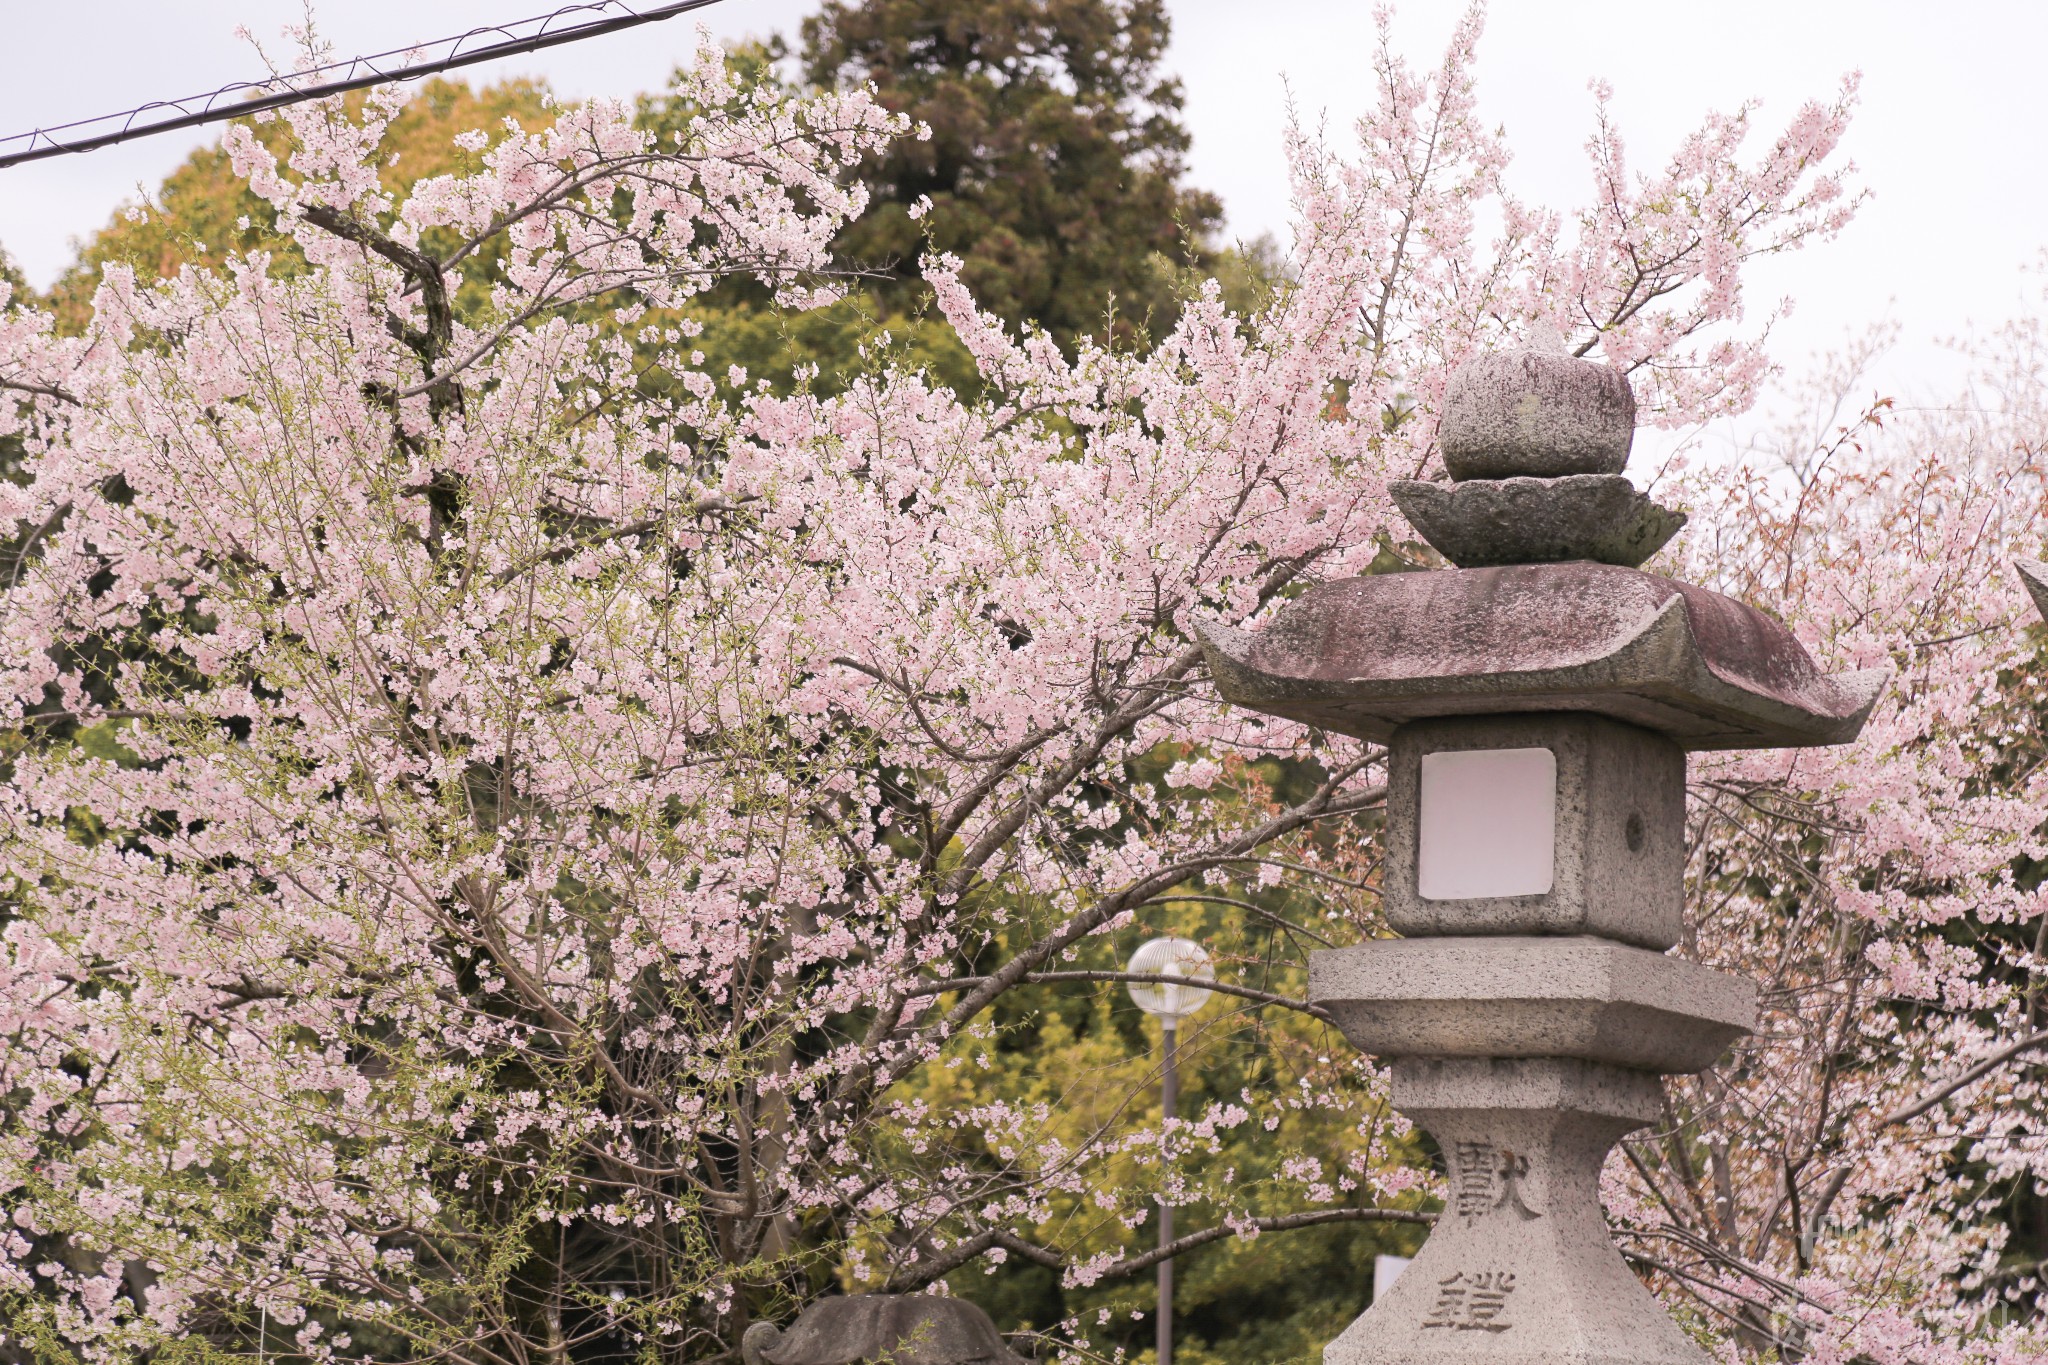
[10,8,2035,1364]
[1609,321,2048,1362]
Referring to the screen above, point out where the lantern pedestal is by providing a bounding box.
[1325,1059,1704,1365]
[1312,930,1753,1363]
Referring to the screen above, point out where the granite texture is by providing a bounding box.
[1438,348,1637,481]
[1307,936,1755,1074]
[1392,1054,1666,1122]
[1194,562,1886,749]
[1323,1057,1713,1365]
[1390,475,1687,569]
[744,1295,1028,1365]
[1383,714,1686,950]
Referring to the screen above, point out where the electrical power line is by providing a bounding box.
[0,0,728,172]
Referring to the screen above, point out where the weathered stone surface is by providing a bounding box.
[744,1295,1028,1365]
[2017,558,2048,621]
[1439,349,1636,481]
[1390,475,1686,569]
[1308,936,1755,1074]
[1324,1057,1711,1365]
[1194,562,1886,749]
[1384,715,1686,949]
[1393,1053,1665,1122]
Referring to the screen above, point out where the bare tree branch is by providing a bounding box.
[885,1207,1433,1292]
[903,970,1333,1022]
[1880,1029,2048,1128]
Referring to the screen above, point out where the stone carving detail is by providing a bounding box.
[1391,473,1684,569]
[1319,1058,1704,1364]
[1420,1270,1518,1332]
[1452,1141,1540,1222]
[1195,563,1886,750]
[743,1294,1029,1365]
[1439,335,1635,479]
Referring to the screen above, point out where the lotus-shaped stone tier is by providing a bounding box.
[1198,561,1884,750]
[1390,474,1686,569]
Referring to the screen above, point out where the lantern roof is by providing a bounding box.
[2017,557,2048,620]
[1198,337,1886,750]
[1199,551,1882,751]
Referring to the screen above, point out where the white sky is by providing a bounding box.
[1,0,2043,421]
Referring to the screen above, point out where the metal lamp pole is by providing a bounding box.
[1125,937,1215,1365]
[1158,1017,1177,1365]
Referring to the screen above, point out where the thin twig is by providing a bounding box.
[1880,1029,2048,1127]
[903,970,1331,1021]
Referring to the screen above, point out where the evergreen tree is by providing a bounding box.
[799,0,1224,347]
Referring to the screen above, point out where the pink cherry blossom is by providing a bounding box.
[2,8,2033,1363]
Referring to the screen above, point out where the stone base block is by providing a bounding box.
[1324,1058,1709,1365]
[1308,937,1753,1074]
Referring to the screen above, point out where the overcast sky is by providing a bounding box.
[2,0,2043,419]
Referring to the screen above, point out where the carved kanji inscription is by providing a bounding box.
[1452,1141,1541,1221]
[1421,1270,1517,1332]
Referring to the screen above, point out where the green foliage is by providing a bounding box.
[934,956,1426,1365]
[38,80,557,334]
[0,245,26,301]
[881,748,1427,1364]
[798,0,1225,350]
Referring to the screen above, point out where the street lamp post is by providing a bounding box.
[1125,936,1214,1365]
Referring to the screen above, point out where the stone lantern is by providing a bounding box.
[1196,338,1885,1364]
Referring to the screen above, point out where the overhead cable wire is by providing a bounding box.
[0,0,727,172]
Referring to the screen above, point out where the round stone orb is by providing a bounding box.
[1439,347,1637,480]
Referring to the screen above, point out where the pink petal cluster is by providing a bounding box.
[2,9,2032,1362]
